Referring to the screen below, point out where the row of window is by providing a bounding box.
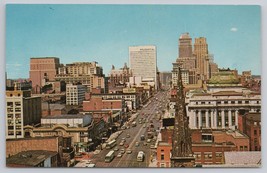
[195,100,260,105]
[194,152,222,160]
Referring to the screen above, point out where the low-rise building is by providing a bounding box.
[238,112,261,151]
[6,150,58,167]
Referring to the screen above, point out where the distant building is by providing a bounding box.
[186,90,261,130]
[83,97,126,112]
[208,55,219,78]
[194,37,210,80]
[238,112,261,151]
[55,61,106,93]
[129,45,157,89]
[66,84,86,105]
[6,87,41,139]
[89,93,141,111]
[172,33,198,86]
[42,103,66,117]
[108,63,132,88]
[159,71,172,89]
[29,57,60,93]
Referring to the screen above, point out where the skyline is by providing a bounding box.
[6,4,261,79]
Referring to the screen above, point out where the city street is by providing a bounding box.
[90,90,168,167]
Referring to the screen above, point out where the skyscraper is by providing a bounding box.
[172,33,197,86]
[29,57,60,93]
[194,37,210,80]
[178,32,193,57]
[129,45,157,89]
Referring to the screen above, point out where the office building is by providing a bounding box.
[129,45,157,89]
[66,84,86,105]
[6,87,41,139]
[29,57,60,93]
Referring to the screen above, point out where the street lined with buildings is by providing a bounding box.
[6,32,261,168]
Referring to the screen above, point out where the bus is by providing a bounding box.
[106,139,116,149]
[137,151,144,162]
[105,150,115,162]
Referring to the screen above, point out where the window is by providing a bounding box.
[231,101,235,104]
[240,146,243,151]
[244,146,248,151]
[202,134,212,142]
[245,101,249,104]
[204,153,212,160]
[224,101,228,104]
[194,153,201,160]
[161,154,164,160]
[238,101,242,104]
[254,130,257,135]
[215,152,222,159]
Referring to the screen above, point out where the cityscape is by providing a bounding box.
[5,5,261,168]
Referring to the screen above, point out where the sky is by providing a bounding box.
[5,4,261,79]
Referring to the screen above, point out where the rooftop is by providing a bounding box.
[6,150,58,167]
[224,151,261,166]
[42,114,90,119]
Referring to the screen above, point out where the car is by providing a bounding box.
[126,134,130,138]
[120,149,125,154]
[147,139,151,143]
[124,144,129,148]
[143,124,146,128]
[117,153,122,158]
[143,142,147,146]
[135,142,139,147]
[119,142,124,146]
[126,149,132,154]
[114,147,119,151]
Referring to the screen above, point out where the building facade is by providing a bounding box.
[29,57,60,93]
[108,63,132,87]
[193,37,210,80]
[238,112,261,151]
[6,89,41,139]
[186,91,261,130]
[66,84,86,105]
[129,45,157,89]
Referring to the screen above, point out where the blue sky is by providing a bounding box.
[6,4,261,79]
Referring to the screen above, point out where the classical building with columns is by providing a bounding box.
[186,90,261,130]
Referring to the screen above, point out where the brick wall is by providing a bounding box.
[6,137,59,157]
[83,97,123,111]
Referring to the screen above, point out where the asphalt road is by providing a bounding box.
[90,90,169,168]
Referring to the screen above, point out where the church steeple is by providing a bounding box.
[171,67,195,167]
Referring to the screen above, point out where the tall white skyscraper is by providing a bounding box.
[129,45,157,89]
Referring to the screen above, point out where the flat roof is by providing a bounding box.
[42,114,91,119]
[6,150,58,166]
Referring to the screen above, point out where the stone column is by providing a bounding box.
[235,110,239,127]
[194,110,197,129]
[211,110,214,129]
[205,110,209,128]
[214,109,218,129]
[198,111,202,129]
[228,109,232,128]
[221,110,225,129]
